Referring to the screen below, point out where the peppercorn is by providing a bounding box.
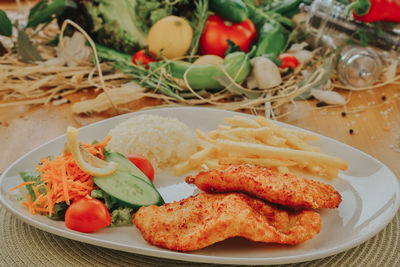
[349,129,354,134]
[341,111,347,117]
[316,101,328,107]
[67,99,71,104]
[57,95,63,100]
[381,95,387,101]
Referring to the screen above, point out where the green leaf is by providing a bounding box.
[27,0,77,28]
[0,9,12,37]
[225,40,243,57]
[47,202,68,220]
[295,55,333,100]
[17,29,43,63]
[91,188,119,210]
[19,171,45,202]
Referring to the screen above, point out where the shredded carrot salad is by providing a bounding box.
[10,136,111,216]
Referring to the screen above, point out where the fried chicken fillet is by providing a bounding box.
[133,192,321,251]
[186,164,341,209]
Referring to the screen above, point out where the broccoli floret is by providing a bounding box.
[57,0,196,54]
[84,0,147,54]
[110,207,134,227]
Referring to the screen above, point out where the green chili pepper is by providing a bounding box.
[209,0,249,23]
[254,21,287,58]
[270,0,303,16]
[165,51,251,90]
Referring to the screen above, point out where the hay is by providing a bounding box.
[1,9,399,117]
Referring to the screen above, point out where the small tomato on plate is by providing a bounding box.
[132,49,156,68]
[278,53,300,69]
[199,14,256,57]
[126,154,155,182]
[65,197,111,233]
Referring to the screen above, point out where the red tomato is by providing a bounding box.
[65,197,111,233]
[278,53,300,69]
[199,14,256,58]
[126,154,155,182]
[132,49,156,68]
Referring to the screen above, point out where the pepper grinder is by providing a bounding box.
[301,0,400,88]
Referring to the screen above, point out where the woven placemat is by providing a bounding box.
[1,203,399,267]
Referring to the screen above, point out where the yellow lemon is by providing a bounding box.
[147,16,193,59]
[66,126,118,176]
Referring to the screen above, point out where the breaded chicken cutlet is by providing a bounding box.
[133,192,321,251]
[186,164,341,209]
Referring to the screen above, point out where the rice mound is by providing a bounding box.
[107,114,197,170]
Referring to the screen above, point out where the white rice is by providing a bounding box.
[107,114,197,170]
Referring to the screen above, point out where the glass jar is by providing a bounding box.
[302,0,400,88]
[336,45,382,88]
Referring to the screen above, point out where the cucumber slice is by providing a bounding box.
[93,172,164,209]
[105,152,152,184]
[93,152,164,209]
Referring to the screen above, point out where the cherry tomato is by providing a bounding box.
[278,53,300,69]
[65,197,111,233]
[199,14,256,58]
[126,154,155,182]
[132,49,156,68]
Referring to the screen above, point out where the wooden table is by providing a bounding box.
[1,84,399,177]
[1,0,399,180]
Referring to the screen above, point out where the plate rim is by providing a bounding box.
[1,106,399,265]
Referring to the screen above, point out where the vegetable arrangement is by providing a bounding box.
[51,0,309,113]
[10,128,163,232]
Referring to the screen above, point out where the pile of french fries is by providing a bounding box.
[172,115,348,179]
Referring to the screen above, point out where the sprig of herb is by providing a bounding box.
[188,0,208,60]
[94,43,184,100]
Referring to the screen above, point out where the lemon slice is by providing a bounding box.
[66,126,118,176]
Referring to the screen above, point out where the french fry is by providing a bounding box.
[223,127,286,147]
[218,125,232,130]
[274,130,319,152]
[188,146,215,168]
[202,159,220,170]
[224,127,271,137]
[196,129,215,143]
[214,139,348,171]
[264,135,287,147]
[255,115,320,142]
[254,115,274,127]
[218,157,297,167]
[306,164,339,180]
[224,115,260,128]
[175,115,347,179]
[207,130,240,141]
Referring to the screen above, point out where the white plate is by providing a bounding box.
[1,107,399,265]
